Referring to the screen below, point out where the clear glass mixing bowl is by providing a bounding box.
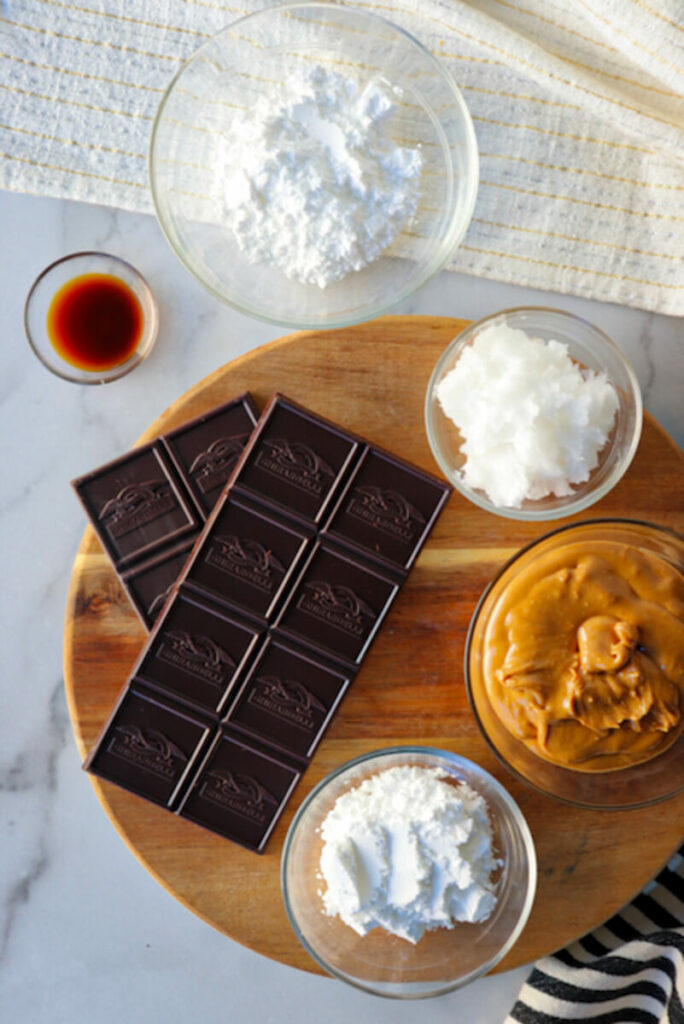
[149,3,478,328]
[425,307,642,521]
[281,746,536,998]
[466,519,684,809]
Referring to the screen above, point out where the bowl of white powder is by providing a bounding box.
[425,307,642,520]
[149,3,478,328]
[281,747,536,998]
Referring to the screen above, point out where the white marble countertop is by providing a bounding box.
[1,186,682,1024]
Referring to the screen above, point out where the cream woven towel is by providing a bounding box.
[2,0,683,314]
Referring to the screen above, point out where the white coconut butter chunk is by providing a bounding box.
[435,324,619,508]
[318,765,499,943]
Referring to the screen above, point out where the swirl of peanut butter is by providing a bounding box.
[483,541,684,771]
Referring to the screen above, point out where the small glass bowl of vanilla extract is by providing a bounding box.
[24,252,159,384]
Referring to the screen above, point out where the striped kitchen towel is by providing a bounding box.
[1,0,683,313]
[506,843,684,1024]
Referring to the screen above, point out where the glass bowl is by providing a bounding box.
[465,519,684,810]
[24,252,158,384]
[425,307,642,521]
[281,747,536,999]
[149,2,478,329]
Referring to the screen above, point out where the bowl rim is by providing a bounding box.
[280,745,537,999]
[148,1,479,329]
[424,305,644,521]
[23,250,158,385]
[464,516,684,810]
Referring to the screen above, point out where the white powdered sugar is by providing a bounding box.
[436,324,619,508]
[318,765,499,944]
[219,66,423,288]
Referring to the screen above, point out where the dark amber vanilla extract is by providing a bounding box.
[47,273,144,372]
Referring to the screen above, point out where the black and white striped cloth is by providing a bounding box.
[506,843,684,1024]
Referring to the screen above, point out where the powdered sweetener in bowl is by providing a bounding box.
[319,764,498,943]
[150,3,479,329]
[281,748,537,998]
[219,67,424,289]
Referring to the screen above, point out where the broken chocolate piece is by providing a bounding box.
[72,392,258,629]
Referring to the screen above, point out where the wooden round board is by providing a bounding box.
[65,316,684,975]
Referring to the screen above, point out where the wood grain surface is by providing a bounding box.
[64,316,684,976]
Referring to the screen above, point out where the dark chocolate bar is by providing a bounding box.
[73,393,259,629]
[84,394,451,852]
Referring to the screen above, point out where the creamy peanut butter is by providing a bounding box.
[483,541,684,771]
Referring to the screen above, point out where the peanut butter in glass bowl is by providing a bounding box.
[466,520,684,810]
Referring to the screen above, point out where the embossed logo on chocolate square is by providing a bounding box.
[205,535,284,592]
[199,769,277,824]
[147,583,175,622]
[189,434,250,495]
[346,485,426,543]
[247,674,327,733]
[108,725,187,780]
[157,630,235,687]
[99,480,178,539]
[255,439,335,496]
[297,581,376,638]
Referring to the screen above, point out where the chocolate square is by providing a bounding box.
[74,444,198,568]
[233,397,359,525]
[274,542,400,666]
[324,448,451,571]
[84,686,212,808]
[178,731,301,851]
[225,637,352,761]
[184,494,310,622]
[136,592,263,716]
[123,541,196,629]
[163,395,258,518]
